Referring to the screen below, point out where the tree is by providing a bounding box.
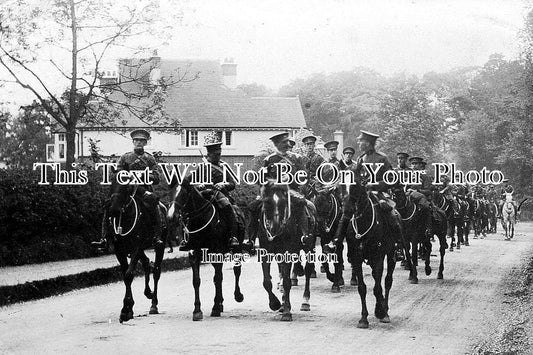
[0,0,192,167]
[0,101,52,168]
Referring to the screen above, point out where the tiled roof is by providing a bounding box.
[82,59,306,130]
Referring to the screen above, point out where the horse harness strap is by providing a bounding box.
[351,196,377,239]
[182,203,218,235]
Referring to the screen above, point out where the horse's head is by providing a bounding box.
[168,178,195,221]
[261,180,289,235]
[108,179,134,217]
[390,185,408,207]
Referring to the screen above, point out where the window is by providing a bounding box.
[55,133,66,161]
[46,144,55,162]
[225,131,232,146]
[182,130,199,147]
[58,134,65,141]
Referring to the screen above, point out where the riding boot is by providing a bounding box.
[91,207,111,251]
[143,192,162,244]
[221,205,240,249]
[424,206,433,238]
[243,199,261,251]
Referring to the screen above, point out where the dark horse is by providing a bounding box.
[168,179,245,321]
[313,185,344,292]
[391,187,448,283]
[106,180,167,323]
[259,181,315,321]
[342,182,397,328]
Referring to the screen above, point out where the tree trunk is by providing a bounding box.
[67,0,78,168]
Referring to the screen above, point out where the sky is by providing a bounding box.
[0,0,530,105]
[160,0,529,89]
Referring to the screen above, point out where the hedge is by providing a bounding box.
[0,168,259,266]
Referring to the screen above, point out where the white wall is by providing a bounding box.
[79,129,292,157]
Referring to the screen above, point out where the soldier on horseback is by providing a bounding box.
[176,133,240,251]
[406,157,434,237]
[338,146,355,198]
[320,140,342,202]
[92,129,163,251]
[330,130,403,252]
[246,132,313,249]
[301,135,325,199]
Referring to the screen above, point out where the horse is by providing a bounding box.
[501,201,515,240]
[342,181,397,328]
[259,181,315,321]
[313,184,344,292]
[167,179,245,321]
[470,195,486,239]
[450,196,471,250]
[106,180,168,323]
[487,201,498,233]
[392,187,447,282]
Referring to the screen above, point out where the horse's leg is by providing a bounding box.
[382,251,395,323]
[290,261,299,286]
[139,252,153,300]
[190,251,203,321]
[211,262,223,317]
[371,255,387,321]
[410,241,418,284]
[262,261,281,311]
[116,245,135,323]
[280,262,292,321]
[233,264,244,303]
[424,238,432,276]
[354,259,369,328]
[438,233,446,279]
[150,238,165,314]
[120,249,141,323]
[301,255,312,311]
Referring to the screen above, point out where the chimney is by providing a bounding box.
[221,58,237,89]
[149,49,161,84]
[333,130,344,150]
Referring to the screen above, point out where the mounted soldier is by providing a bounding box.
[246,132,312,248]
[338,146,355,198]
[405,156,433,237]
[319,140,342,202]
[498,179,517,217]
[395,152,411,172]
[175,133,240,251]
[301,135,325,199]
[330,130,403,253]
[92,129,163,250]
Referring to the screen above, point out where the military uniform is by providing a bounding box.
[406,157,433,236]
[92,129,162,250]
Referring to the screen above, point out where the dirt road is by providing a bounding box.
[2,223,533,354]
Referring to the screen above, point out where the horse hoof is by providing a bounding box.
[269,297,282,311]
[425,266,432,276]
[339,276,345,286]
[379,315,391,323]
[210,309,221,317]
[120,311,134,323]
[357,320,369,328]
[320,265,326,273]
[149,306,159,314]
[456,245,461,250]
[465,242,469,246]
[331,285,341,293]
[437,273,443,279]
[280,313,293,321]
[234,292,244,303]
[350,278,357,286]
[193,311,203,321]
[300,303,310,311]
[310,271,317,278]
[410,278,418,284]
[291,278,298,286]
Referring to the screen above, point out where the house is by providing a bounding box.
[47,57,307,171]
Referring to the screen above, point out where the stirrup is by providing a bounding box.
[178,240,191,251]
